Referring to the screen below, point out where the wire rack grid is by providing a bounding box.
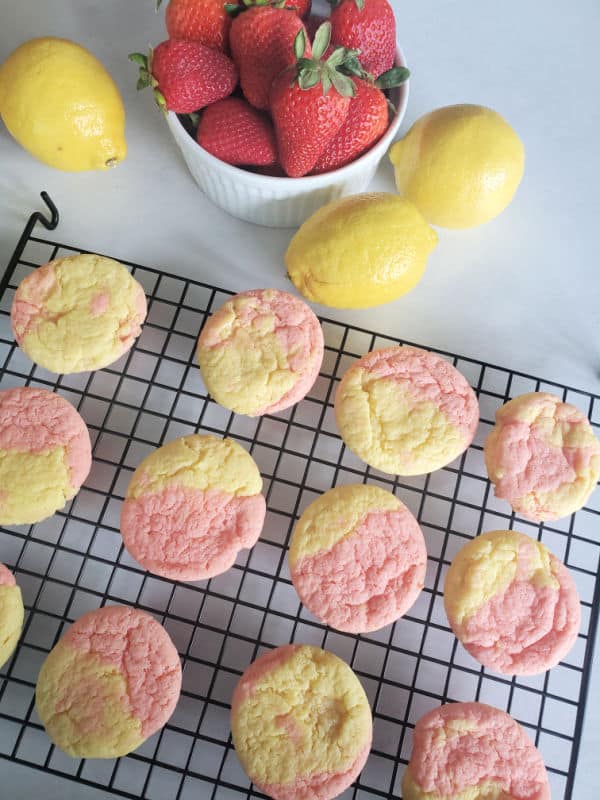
[0,194,599,800]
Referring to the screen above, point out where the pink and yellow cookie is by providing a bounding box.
[403,702,550,800]
[36,605,181,758]
[197,289,324,416]
[484,392,600,521]
[0,563,24,669]
[0,387,91,525]
[444,530,580,675]
[11,254,147,374]
[334,346,479,475]
[120,434,266,580]
[231,644,372,800]
[289,484,427,633]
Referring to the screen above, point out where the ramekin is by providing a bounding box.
[164,46,409,228]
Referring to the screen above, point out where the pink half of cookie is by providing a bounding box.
[406,702,550,800]
[484,393,600,521]
[461,541,580,675]
[0,386,91,487]
[363,346,479,443]
[121,485,266,581]
[291,507,427,633]
[58,605,181,738]
[10,262,57,344]
[0,563,16,586]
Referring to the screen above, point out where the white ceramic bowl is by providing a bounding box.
[165,46,409,227]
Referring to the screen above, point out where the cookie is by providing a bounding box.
[121,434,266,581]
[444,530,580,675]
[197,289,324,416]
[403,702,550,800]
[335,346,479,475]
[0,563,24,669]
[289,484,427,633]
[231,644,372,800]
[11,254,147,374]
[484,392,600,521]
[0,387,91,525]
[36,605,181,758]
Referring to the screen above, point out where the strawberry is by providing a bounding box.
[270,23,356,177]
[129,40,238,114]
[157,0,236,51]
[329,0,396,77]
[229,6,310,110]
[284,0,311,18]
[197,97,277,166]
[230,0,311,19]
[313,65,409,173]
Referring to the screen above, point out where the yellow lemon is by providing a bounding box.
[389,104,525,229]
[0,37,126,171]
[285,192,438,309]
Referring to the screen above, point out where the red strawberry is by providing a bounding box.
[313,65,409,173]
[329,0,396,77]
[129,40,238,114]
[270,23,356,177]
[157,0,236,51]
[197,97,277,166]
[283,0,311,18]
[230,6,310,110]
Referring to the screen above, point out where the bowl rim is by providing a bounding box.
[167,44,409,186]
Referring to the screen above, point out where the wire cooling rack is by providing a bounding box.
[1,193,599,800]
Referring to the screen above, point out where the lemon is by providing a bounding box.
[285,193,438,309]
[389,104,525,229]
[0,37,126,171]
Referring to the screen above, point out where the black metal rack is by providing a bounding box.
[0,193,598,799]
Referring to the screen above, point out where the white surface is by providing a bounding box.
[163,46,407,227]
[0,0,598,797]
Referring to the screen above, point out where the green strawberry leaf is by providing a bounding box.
[136,71,152,90]
[321,72,332,95]
[353,0,365,9]
[312,21,332,60]
[325,46,350,68]
[331,70,356,97]
[224,2,241,13]
[155,0,163,9]
[188,112,201,128]
[294,29,307,60]
[336,52,368,78]
[298,69,320,90]
[128,52,148,68]
[375,66,410,89]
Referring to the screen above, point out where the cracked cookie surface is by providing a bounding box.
[289,484,427,633]
[403,702,550,800]
[0,387,91,525]
[444,530,580,675]
[197,289,324,417]
[334,346,479,475]
[11,254,147,374]
[484,392,600,521]
[231,644,372,800]
[0,563,24,669]
[36,605,181,758]
[120,434,266,580]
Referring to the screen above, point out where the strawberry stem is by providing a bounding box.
[291,22,357,97]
